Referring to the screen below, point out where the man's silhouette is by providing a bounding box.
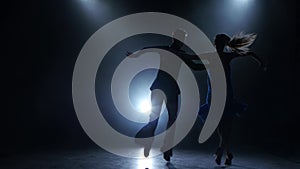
[127,29,205,161]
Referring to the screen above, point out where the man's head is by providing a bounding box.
[172,28,188,49]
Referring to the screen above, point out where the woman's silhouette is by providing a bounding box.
[198,33,266,166]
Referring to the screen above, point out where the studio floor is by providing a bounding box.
[1,148,299,169]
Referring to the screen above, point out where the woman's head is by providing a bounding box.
[214,32,257,55]
[214,34,231,52]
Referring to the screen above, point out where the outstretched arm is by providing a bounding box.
[177,52,215,71]
[179,51,216,61]
[126,50,144,58]
[175,53,204,70]
[182,58,206,71]
[246,52,267,70]
[126,48,151,58]
[231,51,267,70]
[127,46,169,58]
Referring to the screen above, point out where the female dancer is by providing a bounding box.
[199,33,265,165]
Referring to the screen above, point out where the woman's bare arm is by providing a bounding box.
[246,52,267,70]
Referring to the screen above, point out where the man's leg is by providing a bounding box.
[135,89,165,157]
[162,95,179,161]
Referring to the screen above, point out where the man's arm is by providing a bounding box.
[177,52,212,71]
[183,58,206,71]
[177,51,217,71]
[126,46,167,58]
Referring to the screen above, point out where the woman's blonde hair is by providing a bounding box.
[227,32,257,55]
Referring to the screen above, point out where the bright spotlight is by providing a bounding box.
[137,158,153,169]
[139,100,152,114]
[233,0,253,6]
[235,0,250,3]
[76,0,110,23]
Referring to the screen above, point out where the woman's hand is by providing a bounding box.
[248,51,267,71]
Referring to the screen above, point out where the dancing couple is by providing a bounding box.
[127,29,265,165]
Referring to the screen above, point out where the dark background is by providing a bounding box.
[2,0,299,158]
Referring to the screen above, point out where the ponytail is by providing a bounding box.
[227,32,257,55]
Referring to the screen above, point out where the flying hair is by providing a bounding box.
[227,32,257,55]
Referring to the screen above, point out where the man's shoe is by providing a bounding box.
[224,153,233,166]
[163,149,173,161]
[215,155,221,165]
[214,147,223,165]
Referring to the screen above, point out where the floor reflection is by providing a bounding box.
[1,148,299,169]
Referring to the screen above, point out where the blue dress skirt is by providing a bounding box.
[198,79,247,122]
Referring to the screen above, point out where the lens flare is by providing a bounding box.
[139,100,152,114]
[137,158,153,169]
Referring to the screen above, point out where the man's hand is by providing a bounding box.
[126,51,138,58]
[126,51,133,56]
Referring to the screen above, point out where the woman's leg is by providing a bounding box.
[217,117,234,165]
[215,126,224,165]
[223,118,233,165]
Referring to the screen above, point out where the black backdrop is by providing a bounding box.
[2,0,299,156]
